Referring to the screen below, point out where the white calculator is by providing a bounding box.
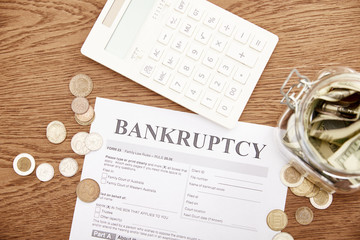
[81,0,278,129]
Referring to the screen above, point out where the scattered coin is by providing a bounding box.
[69,74,93,97]
[266,209,288,231]
[71,97,89,114]
[310,189,333,209]
[295,206,313,225]
[76,178,100,203]
[272,232,294,240]
[13,153,36,176]
[280,164,304,187]
[71,132,91,155]
[85,132,103,151]
[75,105,95,123]
[46,120,67,144]
[59,158,79,177]
[290,178,314,197]
[36,163,55,182]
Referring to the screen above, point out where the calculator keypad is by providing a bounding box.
[139,0,277,128]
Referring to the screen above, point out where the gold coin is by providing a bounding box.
[290,178,314,197]
[69,74,93,97]
[266,209,288,231]
[310,190,333,209]
[17,157,31,172]
[76,178,100,203]
[280,164,304,187]
[295,206,313,225]
[71,97,89,114]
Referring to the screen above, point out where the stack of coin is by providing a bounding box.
[280,164,333,210]
[69,74,95,125]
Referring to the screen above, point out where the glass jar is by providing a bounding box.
[277,67,360,193]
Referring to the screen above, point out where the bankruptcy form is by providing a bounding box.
[69,97,287,240]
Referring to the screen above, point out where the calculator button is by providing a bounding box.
[226,43,258,67]
[218,59,234,77]
[219,21,236,36]
[174,0,189,13]
[234,29,251,44]
[210,75,227,93]
[233,66,250,84]
[180,19,196,37]
[171,35,188,53]
[195,28,212,45]
[202,51,219,69]
[149,45,165,61]
[217,99,233,117]
[163,52,180,69]
[210,35,228,52]
[188,6,204,21]
[158,29,173,45]
[178,60,195,77]
[194,67,211,85]
[187,44,203,61]
[185,83,202,101]
[153,68,171,85]
[166,15,181,29]
[170,77,187,93]
[201,91,218,109]
[225,82,242,100]
[203,13,220,29]
[250,35,266,52]
[140,62,156,78]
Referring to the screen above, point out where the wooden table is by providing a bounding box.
[1,0,360,239]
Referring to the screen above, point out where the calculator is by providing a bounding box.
[81,0,278,129]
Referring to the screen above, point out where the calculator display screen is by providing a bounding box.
[105,0,156,58]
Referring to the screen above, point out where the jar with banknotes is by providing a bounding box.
[277,67,360,193]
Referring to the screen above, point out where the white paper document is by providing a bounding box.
[69,97,287,240]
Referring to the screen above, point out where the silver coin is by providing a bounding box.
[272,232,294,240]
[71,132,91,155]
[85,132,103,151]
[46,121,66,144]
[36,163,55,182]
[59,158,78,177]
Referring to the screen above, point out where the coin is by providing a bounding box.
[290,178,314,197]
[71,97,89,114]
[36,163,55,182]
[46,120,67,144]
[310,189,333,209]
[266,209,288,231]
[69,74,93,97]
[59,158,78,177]
[75,105,95,123]
[295,206,313,225]
[76,178,100,203]
[272,232,294,240]
[13,153,36,176]
[85,132,103,151]
[74,113,95,126]
[305,184,320,198]
[280,164,304,187]
[71,132,91,155]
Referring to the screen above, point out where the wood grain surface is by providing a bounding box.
[1,0,360,239]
